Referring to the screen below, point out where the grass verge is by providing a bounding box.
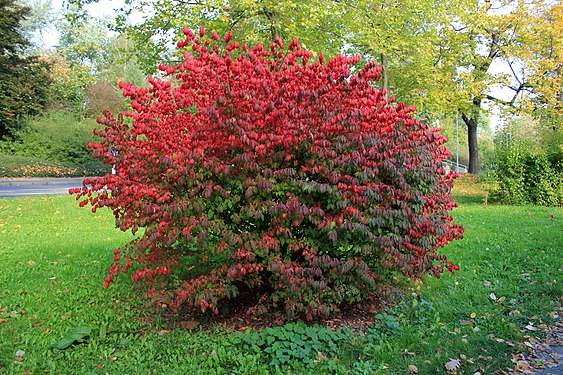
[0,154,107,178]
[0,181,561,374]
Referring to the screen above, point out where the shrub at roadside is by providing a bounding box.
[72,29,464,319]
[0,111,106,177]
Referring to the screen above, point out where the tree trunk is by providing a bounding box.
[380,53,388,98]
[461,98,482,174]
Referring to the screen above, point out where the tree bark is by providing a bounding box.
[461,99,481,174]
[380,53,388,98]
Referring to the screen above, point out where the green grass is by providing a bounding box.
[0,184,561,374]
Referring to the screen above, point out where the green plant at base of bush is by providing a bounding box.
[231,322,352,366]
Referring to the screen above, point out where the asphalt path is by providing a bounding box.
[0,178,87,198]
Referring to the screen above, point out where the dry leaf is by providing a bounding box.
[0,319,7,324]
[483,281,491,287]
[15,350,25,357]
[408,364,419,373]
[180,320,199,330]
[27,259,36,266]
[525,324,537,331]
[445,358,461,371]
[489,293,497,300]
[460,354,467,360]
[516,360,532,371]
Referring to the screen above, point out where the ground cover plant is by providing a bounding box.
[72,29,464,319]
[0,180,561,374]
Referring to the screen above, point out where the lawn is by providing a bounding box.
[0,179,561,374]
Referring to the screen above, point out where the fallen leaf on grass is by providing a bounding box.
[525,325,538,331]
[51,325,92,350]
[15,350,25,357]
[180,320,199,330]
[445,359,461,372]
[0,319,7,324]
[493,337,515,346]
[27,260,36,266]
[515,360,533,372]
[408,364,418,373]
[489,293,497,300]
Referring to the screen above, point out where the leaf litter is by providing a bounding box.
[508,299,563,374]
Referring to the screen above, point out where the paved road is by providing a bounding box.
[0,178,87,198]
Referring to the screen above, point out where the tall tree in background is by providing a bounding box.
[73,0,562,173]
[18,0,55,51]
[437,0,562,173]
[0,0,50,138]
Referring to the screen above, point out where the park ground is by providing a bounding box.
[0,175,561,374]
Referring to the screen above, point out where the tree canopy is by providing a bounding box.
[60,0,563,173]
[0,0,50,138]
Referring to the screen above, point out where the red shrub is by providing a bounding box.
[71,29,464,319]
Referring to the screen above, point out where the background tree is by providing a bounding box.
[56,8,112,74]
[18,0,55,51]
[0,0,51,138]
[106,0,560,174]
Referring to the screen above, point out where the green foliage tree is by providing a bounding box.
[0,0,51,138]
[56,8,112,73]
[111,0,562,175]
[43,52,95,113]
[62,0,563,174]
[18,0,55,51]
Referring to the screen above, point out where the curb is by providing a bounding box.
[0,177,87,187]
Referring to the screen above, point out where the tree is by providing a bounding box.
[71,0,562,174]
[0,0,51,138]
[56,9,112,73]
[438,0,562,173]
[18,0,55,51]
[43,52,95,113]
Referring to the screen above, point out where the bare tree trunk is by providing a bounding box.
[461,99,481,174]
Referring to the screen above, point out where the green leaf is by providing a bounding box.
[51,337,74,350]
[51,325,92,350]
